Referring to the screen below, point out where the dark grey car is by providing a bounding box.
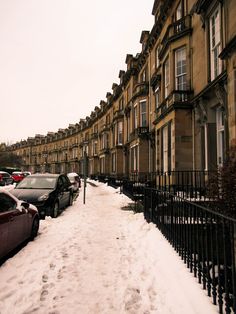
[11,174,74,219]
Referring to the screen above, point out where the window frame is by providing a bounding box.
[117,121,123,145]
[164,57,170,99]
[133,104,138,130]
[216,107,225,166]
[209,5,222,81]
[140,100,147,127]
[175,46,187,91]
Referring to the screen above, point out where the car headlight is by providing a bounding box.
[38,194,49,201]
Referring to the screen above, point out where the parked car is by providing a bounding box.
[23,171,31,177]
[0,171,14,186]
[0,190,39,260]
[67,172,81,193]
[11,171,25,183]
[11,174,74,219]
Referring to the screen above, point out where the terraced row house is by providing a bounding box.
[5,0,236,184]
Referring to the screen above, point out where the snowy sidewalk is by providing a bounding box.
[0,181,217,314]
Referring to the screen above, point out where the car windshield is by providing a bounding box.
[16,177,57,189]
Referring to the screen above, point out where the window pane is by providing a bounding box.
[164,58,170,98]
[210,6,221,80]
[175,47,186,90]
[140,101,147,127]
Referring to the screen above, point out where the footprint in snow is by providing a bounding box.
[57,269,63,280]
[124,287,142,313]
[42,274,48,283]
[50,263,56,270]
[40,289,48,301]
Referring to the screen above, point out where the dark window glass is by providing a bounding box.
[0,193,16,212]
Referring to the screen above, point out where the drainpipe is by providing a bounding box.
[148,48,152,173]
[192,109,195,171]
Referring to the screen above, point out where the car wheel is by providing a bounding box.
[51,201,59,218]
[68,193,73,206]
[30,217,39,240]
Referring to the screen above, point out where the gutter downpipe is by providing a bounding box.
[148,48,152,174]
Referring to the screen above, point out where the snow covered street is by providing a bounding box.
[0,181,218,314]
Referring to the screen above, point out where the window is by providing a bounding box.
[0,193,16,212]
[155,48,160,68]
[175,1,183,21]
[131,145,138,172]
[175,47,187,90]
[133,105,138,129]
[155,86,160,109]
[72,148,77,159]
[112,153,116,172]
[163,126,168,172]
[102,133,109,149]
[119,97,124,110]
[174,2,184,33]
[100,157,105,174]
[140,100,147,127]
[141,69,146,82]
[209,6,221,81]
[106,114,110,125]
[118,121,123,145]
[127,85,131,101]
[164,57,170,98]
[93,141,97,155]
[162,123,171,172]
[112,124,116,146]
[127,115,130,141]
[216,107,225,166]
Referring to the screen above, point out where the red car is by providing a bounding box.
[0,190,39,260]
[11,171,25,183]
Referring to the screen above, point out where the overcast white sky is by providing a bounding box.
[0,0,154,144]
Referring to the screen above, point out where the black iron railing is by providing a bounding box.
[144,188,236,314]
[95,170,236,312]
[126,170,216,200]
[155,170,216,200]
[100,170,216,206]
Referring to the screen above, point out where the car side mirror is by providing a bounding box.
[22,202,29,210]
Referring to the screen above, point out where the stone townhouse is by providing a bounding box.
[5,0,236,184]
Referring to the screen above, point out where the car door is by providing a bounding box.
[2,194,28,251]
[0,193,11,258]
[61,175,71,207]
[57,175,70,208]
[57,176,67,209]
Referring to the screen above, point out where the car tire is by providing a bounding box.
[68,193,73,207]
[51,201,59,218]
[30,217,39,240]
